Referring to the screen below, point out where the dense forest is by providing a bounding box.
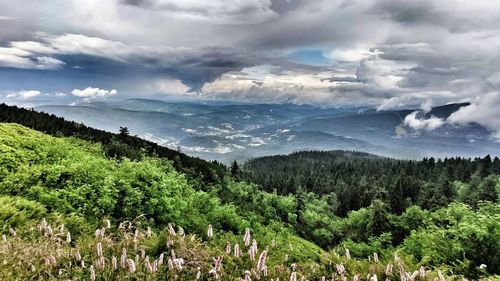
[0,104,499,280]
[241,151,500,215]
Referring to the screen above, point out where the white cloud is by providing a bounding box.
[394,92,500,140]
[448,92,500,139]
[0,46,64,70]
[201,65,344,104]
[377,91,457,111]
[71,87,117,101]
[151,78,190,95]
[403,111,445,131]
[34,56,65,70]
[45,34,136,62]
[10,41,59,54]
[0,51,34,69]
[19,90,41,99]
[377,96,413,111]
[3,34,170,68]
[328,46,377,62]
[0,16,15,20]
[6,90,41,100]
[420,99,434,113]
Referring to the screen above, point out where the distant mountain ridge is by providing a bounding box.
[32,99,499,163]
[425,102,470,118]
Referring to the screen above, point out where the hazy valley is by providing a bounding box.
[36,99,499,163]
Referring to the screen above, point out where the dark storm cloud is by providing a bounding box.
[373,0,500,34]
[121,0,307,17]
[122,0,146,6]
[398,65,466,89]
[269,0,306,15]
[159,55,256,91]
[321,76,359,83]
[0,32,276,92]
[371,0,443,25]
[119,0,277,24]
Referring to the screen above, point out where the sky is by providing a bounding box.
[0,0,500,137]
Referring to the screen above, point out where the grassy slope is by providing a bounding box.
[0,123,497,280]
[0,103,227,184]
[0,123,332,280]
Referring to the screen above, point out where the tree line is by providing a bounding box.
[240,150,500,216]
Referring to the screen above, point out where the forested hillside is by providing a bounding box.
[0,123,327,280]
[242,151,500,215]
[0,103,226,185]
[238,151,500,278]
[0,114,499,279]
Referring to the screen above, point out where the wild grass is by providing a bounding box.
[0,218,458,281]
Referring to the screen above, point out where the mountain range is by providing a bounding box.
[35,99,499,163]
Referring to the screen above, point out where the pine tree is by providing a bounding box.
[477,175,498,202]
[119,126,129,137]
[368,199,390,236]
[230,160,239,178]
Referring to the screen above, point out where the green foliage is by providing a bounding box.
[0,124,243,235]
[390,205,429,244]
[0,196,47,228]
[0,103,228,184]
[367,200,390,236]
[102,138,144,160]
[339,233,393,259]
[242,150,499,215]
[230,160,240,179]
[402,203,500,277]
[0,122,499,279]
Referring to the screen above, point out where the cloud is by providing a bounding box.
[45,34,139,62]
[448,92,500,139]
[0,46,64,70]
[201,64,347,105]
[372,0,500,33]
[149,78,190,95]
[0,16,15,21]
[403,111,445,131]
[10,34,149,63]
[377,96,414,111]
[376,91,455,111]
[394,92,500,140]
[6,90,41,100]
[1,0,500,110]
[121,0,277,24]
[34,56,66,70]
[3,33,263,91]
[71,87,117,101]
[10,41,59,54]
[19,90,41,99]
[372,0,444,26]
[328,47,377,62]
[321,76,358,83]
